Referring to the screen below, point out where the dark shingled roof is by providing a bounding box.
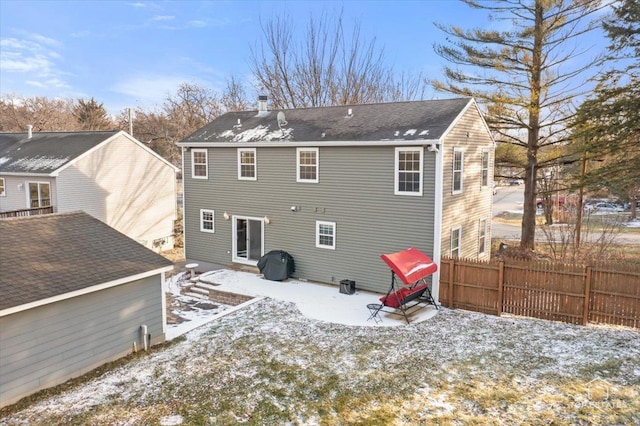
[0,131,119,174]
[182,98,472,143]
[0,211,173,311]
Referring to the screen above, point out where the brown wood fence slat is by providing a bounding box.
[439,257,640,329]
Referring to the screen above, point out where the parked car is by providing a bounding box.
[585,202,625,214]
[536,195,566,209]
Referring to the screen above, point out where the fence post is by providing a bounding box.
[448,259,455,308]
[583,266,593,326]
[497,261,504,317]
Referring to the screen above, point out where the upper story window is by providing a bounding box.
[479,219,487,254]
[238,148,257,181]
[0,178,5,196]
[192,149,208,179]
[297,148,319,183]
[316,221,336,249]
[452,148,464,194]
[481,150,489,187]
[451,226,461,258]
[395,147,423,196]
[29,182,51,208]
[200,209,215,233]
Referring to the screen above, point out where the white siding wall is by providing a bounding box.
[56,134,177,250]
[0,175,57,212]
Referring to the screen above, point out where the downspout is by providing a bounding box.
[431,143,443,304]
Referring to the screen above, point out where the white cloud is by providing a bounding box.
[187,20,207,28]
[152,15,175,21]
[30,33,61,47]
[111,75,198,107]
[128,2,147,8]
[71,30,91,38]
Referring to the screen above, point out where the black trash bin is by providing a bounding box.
[340,279,356,295]
[257,250,295,281]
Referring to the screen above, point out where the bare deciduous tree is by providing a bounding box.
[250,11,426,109]
[221,75,250,112]
[0,94,79,132]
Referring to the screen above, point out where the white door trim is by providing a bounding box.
[231,215,265,266]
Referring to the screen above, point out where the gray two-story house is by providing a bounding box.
[178,97,494,298]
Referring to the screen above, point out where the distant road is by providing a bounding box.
[492,186,640,245]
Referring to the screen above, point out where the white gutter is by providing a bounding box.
[431,140,444,303]
[177,139,441,149]
[0,265,173,317]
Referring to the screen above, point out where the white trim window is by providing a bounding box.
[316,221,336,250]
[478,219,487,254]
[297,147,319,183]
[0,177,5,196]
[28,182,51,207]
[238,148,257,180]
[481,149,489,187]
[200,209,215,233]
[192,149,208,179]
[452,148,464,194]
[451,226,462,258]
[395,147,423,196]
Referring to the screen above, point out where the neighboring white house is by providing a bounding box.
[0,211,173,408]
[0,130,178,251]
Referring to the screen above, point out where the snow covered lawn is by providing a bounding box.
[2,272,639,425]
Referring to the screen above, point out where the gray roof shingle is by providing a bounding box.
[0,211,173,311]
[181,98,472,143]
[0,131,119,174]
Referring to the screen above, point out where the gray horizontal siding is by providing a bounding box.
[0,275,164,407]
[184,145,437,293]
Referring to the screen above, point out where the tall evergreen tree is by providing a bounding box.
[431,0,607,249]
[73,98,113,130]
[573,0,640,218]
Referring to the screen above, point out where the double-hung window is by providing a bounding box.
[481,150,489,187]
[452,148,464,194]
[192,149,208,179]
[200,209,215,233]
[0,177,5,196]
[395,147,423,196]
[451,226,462,258]
[478,219,487,254]
[238,148,257,180]
[316,221,336,250]
[297,148,319,183]
[28,182,51,208]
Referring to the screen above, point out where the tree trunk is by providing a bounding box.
[520,0,545,251]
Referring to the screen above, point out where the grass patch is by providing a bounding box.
[2,301,638,425]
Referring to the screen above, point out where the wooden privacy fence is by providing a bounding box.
[439,257,640,329]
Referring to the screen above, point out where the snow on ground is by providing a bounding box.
[3,270,638,424]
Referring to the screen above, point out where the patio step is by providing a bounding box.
[190,286,210,295]
[194,282,220,291]
[184,292,208,300]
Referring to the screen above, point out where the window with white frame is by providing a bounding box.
[451,226,462,258]
[192,149,208,179]
[200,209,215,233]
[28,182,51,207]
[238,148,257,180]
[481,150,489,187]
[297,148,319,183]
[395,147,423,196]
[479,219,487,254]
[0,177,5,196]
[316,221,336,249]
[452,148,464,194]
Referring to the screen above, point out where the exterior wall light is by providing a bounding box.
[223,211,230,220]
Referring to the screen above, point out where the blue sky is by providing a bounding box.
[0,1,609,115]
